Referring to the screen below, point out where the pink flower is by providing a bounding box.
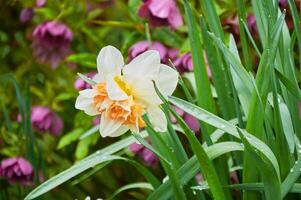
[128,41,168,62]
[174,52,193,74]
[137,0,183,29]
[0,157,34,185]
[222,15,239,36]
[20,8,34,24]
[167,48,179,62]
[32,21,73,68]
[18,106,63,136]
[74,72,97,90]
[174,52,211,77]
[31,106,63,136]
[247,14,258,37]
[129,140,158,166]
[171,106,200,133]
[36,0,47,7]
[279,0,288,8]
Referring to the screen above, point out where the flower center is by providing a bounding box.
[113,76,133,96]
[108,102,129,120]
[125,104,146,128]
[93,83,107,112]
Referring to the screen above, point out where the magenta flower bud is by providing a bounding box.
[30,106,63,136]
[32,21,73,68]
[279,0,288,8]
[174,53,193,74]
[174,52,211,77]
[128,41,168,62]
[129,140,158,167]
[74,72,96,90]
[137,0,183,29]
[129,143,144,154]
[170,106,185,123]
[183,113,200,133]
[140,148,159,166]
[222,15,239,36]
[247,14,258,37]
[167,48,179,62]
[0,157,34,185]
[20,8,34,24]
[36,0,47,7]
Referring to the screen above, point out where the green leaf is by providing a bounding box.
[275,69,301,100]
[168,102,226,200]
[108,182,153,200]
[193,183,301,194]
[143,115,187,200]
[281,147,301,198]
[25,132,148,200]
[184,0,216,136]
[128,0,142,22]
[57,129,83,149]
[168,96,280,177]
[237,128,281,200]
[79,125,99,140]
[198,0,224,40]
[267,94,295,154]
[199,16,235,120]
[77,73,97,86]
[75,133,99,160]
[148,141,244,200]
[66,53,96,68]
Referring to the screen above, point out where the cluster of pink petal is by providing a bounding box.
[0,157,34,185]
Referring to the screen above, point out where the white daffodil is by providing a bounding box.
[75,45,178,137]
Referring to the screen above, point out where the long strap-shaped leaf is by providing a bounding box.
[24,132,161,200]
[169,96,280,177]
[184,0,216,135]
[148,142,244,200]
[169,101,227,200]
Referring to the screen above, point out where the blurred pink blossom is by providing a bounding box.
[36,0,47,7]
[129,140,158,167]
[20,8,34,24]
[247,14,258,37]
[0,157,34,185]
[174,52,211,77]
[32,21,73,68]
[18,106,63,136]
[128,41,168,62]
[74,72,96,90]
[137,0,183,29]
[171,106,200,133]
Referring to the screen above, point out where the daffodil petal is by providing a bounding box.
[75,95,92,109]
[97,45,124,77]
[125,77,162,106]
[92,73,105,83]
[75,95,99,116]
[155,64,179,97]
[123,50,160,80]
[99,114,125,137]
[110,125,129,137]
[79,89,97,98]
[106,76,128,100]
[147,106,167,132]
[84,105,100,116]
